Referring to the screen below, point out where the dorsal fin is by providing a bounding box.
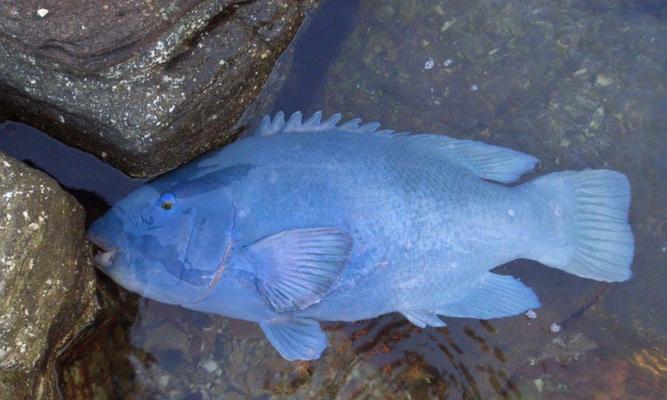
[408,135,539,183]
[254,111,539,183]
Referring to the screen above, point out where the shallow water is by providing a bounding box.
[2,0,666,398]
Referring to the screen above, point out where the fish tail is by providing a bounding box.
[527,169,634,282]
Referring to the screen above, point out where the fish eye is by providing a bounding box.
[158,192,175,210]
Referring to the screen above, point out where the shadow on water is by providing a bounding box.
[0,122,146,225]
[0,121,144,206]
[2,0,667,398]
[272,0,361,113]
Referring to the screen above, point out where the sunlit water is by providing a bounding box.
[1,0,666,398]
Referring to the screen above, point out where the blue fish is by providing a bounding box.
[88,112,634,361]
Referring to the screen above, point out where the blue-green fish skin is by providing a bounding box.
[87,111,634,361]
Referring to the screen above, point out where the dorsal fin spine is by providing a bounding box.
[253,111,390,136]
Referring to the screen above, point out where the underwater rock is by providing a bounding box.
[0,152,110,398]
[0,0,315,177]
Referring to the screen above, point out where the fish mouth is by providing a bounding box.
[87,234,118,270]
[94,249,117,269]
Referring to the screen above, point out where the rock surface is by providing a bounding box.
[0,152,108,399]
[0,0,315,177]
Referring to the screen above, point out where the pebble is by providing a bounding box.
[36,9,49,18]
[201,359,219,373]
[573,68,588,77]
[595,73,614,87]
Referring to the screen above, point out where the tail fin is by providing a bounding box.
[530,170,634,282]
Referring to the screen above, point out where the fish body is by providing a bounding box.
[88,112,634,360]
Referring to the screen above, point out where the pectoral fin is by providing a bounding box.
[243,227,353,312]
[436,273,540,319]
[260,317,327,361]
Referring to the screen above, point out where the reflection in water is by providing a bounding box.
[346,317,510,398]
[2,0,666,398]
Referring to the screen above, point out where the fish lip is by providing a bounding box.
[87,235,119,269]
[94,249,117,269]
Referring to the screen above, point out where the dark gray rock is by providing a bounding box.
[0,152,110,399]
[0,0,315,177]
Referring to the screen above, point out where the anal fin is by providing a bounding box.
[401,310,447,328]
[436,273,540,319]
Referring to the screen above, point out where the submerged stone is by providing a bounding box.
[0,152,113,398]
[0,0,316,177]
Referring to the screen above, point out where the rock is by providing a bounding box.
[0,152,110,398]
[0,0,317,177]
[200,358,219,374]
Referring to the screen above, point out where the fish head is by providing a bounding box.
[87,168,242,305]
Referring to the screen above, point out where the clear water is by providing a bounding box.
[1,0,666,398]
